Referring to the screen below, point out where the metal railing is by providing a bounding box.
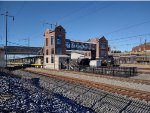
[71,66,137,77]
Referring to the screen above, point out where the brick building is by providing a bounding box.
[88,36,108,59]
[70,51,91,59]
[43,25,68,69]
[132,42,150,52]
[43,25,109,69]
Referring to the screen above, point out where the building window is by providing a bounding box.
[46,57,48,63]
[101,43,106,49]
[51,36,54,45]
[88,53,91,56]
[51,48,54,54]
[46,49,49,55]
[56,48,62,55]
[46,38,48,46]
[57,36,62,44]
[101,50,106,56]
[85,53,87,56]
[51,56,54,63]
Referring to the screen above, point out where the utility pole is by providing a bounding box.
[1,11,14,67]
[145,39,147,63]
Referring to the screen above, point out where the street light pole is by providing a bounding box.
[1,11,14,67]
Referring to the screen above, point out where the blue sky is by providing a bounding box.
[0,1,150,52]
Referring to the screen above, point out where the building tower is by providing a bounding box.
[98,36,108,59]
[43,25,66,69]
[89,36,108,59]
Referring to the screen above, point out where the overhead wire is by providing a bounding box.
[63,2,115,27]
[7,41,28,47]
[109,33,150,42]
[55,2,97,24]
[104,20,150,36]
[54,2,115,40]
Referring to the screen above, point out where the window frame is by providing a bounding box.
[51,48,54,54]
[46,38,48,46]
[51,36,54,45]
[46,49,49,55]
[57,36,62,45]
[56,47,62,55]
[46,57,48,63]
[51,56,54,63]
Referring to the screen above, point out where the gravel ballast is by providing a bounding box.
[9,69,150,113]
[25,68,150,92]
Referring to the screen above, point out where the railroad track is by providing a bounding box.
[138,68,150,70]
[25,69,150,102]
[38,68,150,85]
[61,70,150,85]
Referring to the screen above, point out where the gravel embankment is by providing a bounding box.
[0,71,94,113]
[10,69,150,113]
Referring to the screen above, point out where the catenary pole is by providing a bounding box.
[1,11,14,67]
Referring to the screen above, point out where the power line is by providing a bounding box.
[7,41,24,47]
[43,22,55,30]
[64,2,114,26]
[55,2,96,24]
[109,33,150,42]
[7,41,32,47]
[111,42,139,48]
[104,20,150,36]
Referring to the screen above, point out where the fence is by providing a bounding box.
[72,66,137,77]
